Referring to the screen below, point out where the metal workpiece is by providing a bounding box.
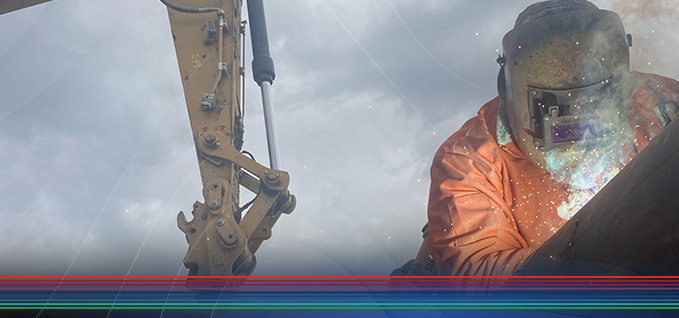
[0,0,51,15]
[261,81,280,169]
[516,118,679,275]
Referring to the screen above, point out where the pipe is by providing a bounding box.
[516,119,679,275]
[210,16,225,94]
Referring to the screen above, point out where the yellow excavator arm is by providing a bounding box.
[1,0,295,277]
[162,0,295,276]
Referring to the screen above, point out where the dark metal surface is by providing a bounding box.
[0,0,50,15]
[516,118,679,275]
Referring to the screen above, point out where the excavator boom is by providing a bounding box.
[163,0,295,276]
[0,0,295,277]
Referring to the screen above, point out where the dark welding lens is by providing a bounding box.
[528,79,619,150]
[551,122,610,143]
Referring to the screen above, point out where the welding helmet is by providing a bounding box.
[498,0,633,169]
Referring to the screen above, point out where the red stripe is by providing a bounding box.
[3,276,679,278]
[0,279,679,284]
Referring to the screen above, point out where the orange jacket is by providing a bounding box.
[427,72,679,276]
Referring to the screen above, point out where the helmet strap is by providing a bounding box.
[496,54,507,101]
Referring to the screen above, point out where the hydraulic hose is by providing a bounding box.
[210,19,225,94]
[159,0,224,15]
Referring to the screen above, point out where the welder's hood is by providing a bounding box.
[501,0,632,169]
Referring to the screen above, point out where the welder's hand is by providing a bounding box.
[654,101,679,127]
[632,72,679,127]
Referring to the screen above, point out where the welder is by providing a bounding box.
[427,0,679,276]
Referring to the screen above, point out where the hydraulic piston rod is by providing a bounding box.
[247,0,280,169]
[259,81,280,169]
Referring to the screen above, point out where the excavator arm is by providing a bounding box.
[1,0,295,277]
[163,0,295,276]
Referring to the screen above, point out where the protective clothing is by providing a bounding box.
[500,0,632,170]
[427,72,679,276]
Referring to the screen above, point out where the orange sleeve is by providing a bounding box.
[629,72,679,150]
[427,145,536,276]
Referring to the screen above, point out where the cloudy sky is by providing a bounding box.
[0,0,677,277]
